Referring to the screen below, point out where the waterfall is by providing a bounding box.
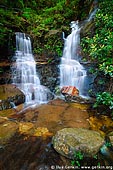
[60,21,87,97]
[12,32,52,105]
[60,9,97,97]
[87,8,98,22]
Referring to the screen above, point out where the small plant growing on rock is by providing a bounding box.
[71,150,84,167]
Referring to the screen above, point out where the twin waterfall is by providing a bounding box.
[12,32,51,105]
[60,21,87,97]
[12,9,97,105]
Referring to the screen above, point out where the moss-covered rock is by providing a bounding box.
[52,128,104,158]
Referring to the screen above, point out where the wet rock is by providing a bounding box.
[108,131,113,146]
[0,98,90,143]
[100,144,113,165]
[0,116,8,123]
[0,55,60,93]
[0,119,18,144]
[36,58,60,92]
[33,127,53,138]
[65,94,95,104]
[0,104,24,118]
[61,86,79,96]
[18,122,53,138]
[0,84,25,111]
[31,99,90,133]
[48,98,69,106]
[19,122,34,135]
[52,128,104,158]
[89,116,113,135]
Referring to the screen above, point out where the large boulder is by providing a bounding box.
[52,128,104,159]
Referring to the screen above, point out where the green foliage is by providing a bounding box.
[22,8,35,20]
[99,60,113,78]
[93,154,98,159]
[0,8,24,50]
[28,0,81,55]
[81,0,113,115]
[105,141,112,147]
[93,92,113,110]
[55,44,63,56]
[81,0,113,78]
[0,0,24,9]
[1,0,90,57]
[71,151,84,167]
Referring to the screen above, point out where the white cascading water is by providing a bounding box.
[60,21,87,96]
[12,32,51,105]
[60,9,98,97]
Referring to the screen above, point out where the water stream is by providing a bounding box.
[60,9,98,97]
[11,32,51,106]
[1,5,113,169]
[60,21,88,97]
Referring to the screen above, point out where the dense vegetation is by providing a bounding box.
[81,0,113,116]
[0,0,92,57]
[0,0,113,115]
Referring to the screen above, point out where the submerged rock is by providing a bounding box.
[18,122,53,138]
[89,116,113,135]
[19,122,34,135]
[0,118,18,144]
[31,99,90,133]
[52,128,104,159]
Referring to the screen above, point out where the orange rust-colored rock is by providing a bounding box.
[61,86,79,96]
[88,116,113,135]
[33,127,53,138]
[30,99,90,133]
[18,122,34,135]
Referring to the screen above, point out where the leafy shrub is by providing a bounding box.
[0,0,92,57]
[93,92,113,111]
[81,0,113,78]
[81,0,113,116]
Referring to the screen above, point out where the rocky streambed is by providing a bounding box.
[0,95,113,170]
[0,60,113,169]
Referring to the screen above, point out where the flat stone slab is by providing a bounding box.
[52,128,105,158]
[28,99,90,133]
